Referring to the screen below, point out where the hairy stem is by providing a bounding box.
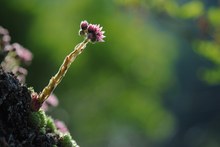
[38,39,89,104]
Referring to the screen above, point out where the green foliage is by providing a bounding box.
[202,68,220,85]
[179,1,204,19]
[208,8,220,27]
[194,40,220,84]
[195,41,220,65]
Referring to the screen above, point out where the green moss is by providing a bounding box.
[29,109,47,129]
[27,87,35,93]
[29,109,78,146]
[39,127,46,134]
[46,116,57,132]
[59,134,78,147]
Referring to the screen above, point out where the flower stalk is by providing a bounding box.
[31,20,105,111]
[38,39,89,104]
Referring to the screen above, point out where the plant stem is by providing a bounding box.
[38,39,89,104]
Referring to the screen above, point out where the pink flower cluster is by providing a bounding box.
[4,43,33,63]
[41,93,59,111]
[0,26,11,48]
[54,120,69,133]
[0,26,33,83]
[79,20,105,43]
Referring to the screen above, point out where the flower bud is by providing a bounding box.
[80,20,88,30]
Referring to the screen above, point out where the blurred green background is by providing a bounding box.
[1,0,220,147]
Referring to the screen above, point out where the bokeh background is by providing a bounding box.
[1,0,220,147]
